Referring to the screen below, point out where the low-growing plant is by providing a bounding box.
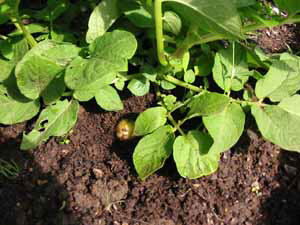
[1,0,300,180]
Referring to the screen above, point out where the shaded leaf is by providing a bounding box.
[274,0,300,16]
[251,96,300,152]
[203,103,245,152]
[213,43,250,91]
[65,30,137,98]
[163,0,243,39]
[95,85,123,111]
[187,92,230,117]
[0,83,40,125]
[134,107,167,136]
[15,40,80,100]
[133,125,175,180]
[86,0,120,43]
[21,99,79,150]
[125,5,153,28]
[128,77,150,96]
[0,59,14,82]
[255,53,300,102]
[173,130,220,179]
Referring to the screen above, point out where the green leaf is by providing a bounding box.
[163,11,182,35]
[163,0,243,39]
[125,5,153,28]
[21,99,79,150]
[133,125,175,180]
[251,95,300,152]
[33,0,69,21]
[255,53,300,102]
[195,53,214,77]
[114,78,125,91]
[233,0,256,8]
[12,37,29,64]
[73,75,117,102]
[134,107,168,136]
[278,94,300,117]
[187,92,230,117]
[0,39,14,60]
[16,55,64,100]
[162,95,177,111]
[128,77,150,96]
[90,30,137,60]
[160,80,176,90]
[274,0,300,16]
[0,59,14,82]
[213,43,250,91]
[0,0,19,17]
[95,85,123,111]
[0,83,40,125]
[173,130,220,179]
[86,0,120,43]
[65,57,116,101]
[184,69,195,83]
[65,30,137,95]
[15,40,80,100]
[203,103,245,152]
[41,75,66,105]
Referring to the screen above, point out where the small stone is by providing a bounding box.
[93,168,104,179]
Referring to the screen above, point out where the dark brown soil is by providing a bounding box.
[1,25,300,225]
[257,24,300,53]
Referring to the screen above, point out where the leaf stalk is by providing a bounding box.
[167,113,185,136]
[154,0,168,66]
[162,74,203,93]
[12,17,37,48]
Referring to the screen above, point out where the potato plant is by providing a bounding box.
[1,0,300,180]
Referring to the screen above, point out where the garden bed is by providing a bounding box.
[1,0,300,225]
[1,74,300,225]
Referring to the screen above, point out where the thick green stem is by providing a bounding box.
[13,17,37,48]
[167,113,185,136]
[154,0,168,66]
[163,74,203,92]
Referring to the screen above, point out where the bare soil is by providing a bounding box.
[1,25,300,225]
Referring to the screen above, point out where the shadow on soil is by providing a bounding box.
[0,131,81,225]
[259,150,300,225]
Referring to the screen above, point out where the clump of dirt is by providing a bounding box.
[257,24,300,53]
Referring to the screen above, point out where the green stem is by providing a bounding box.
[227,41,236,96]
[154,0,168,66]
[12,17,37,48]
[167,113,185,136]
[163,74,203,92]
[231,99,266,107]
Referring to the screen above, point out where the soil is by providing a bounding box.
[1,21,300,225]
